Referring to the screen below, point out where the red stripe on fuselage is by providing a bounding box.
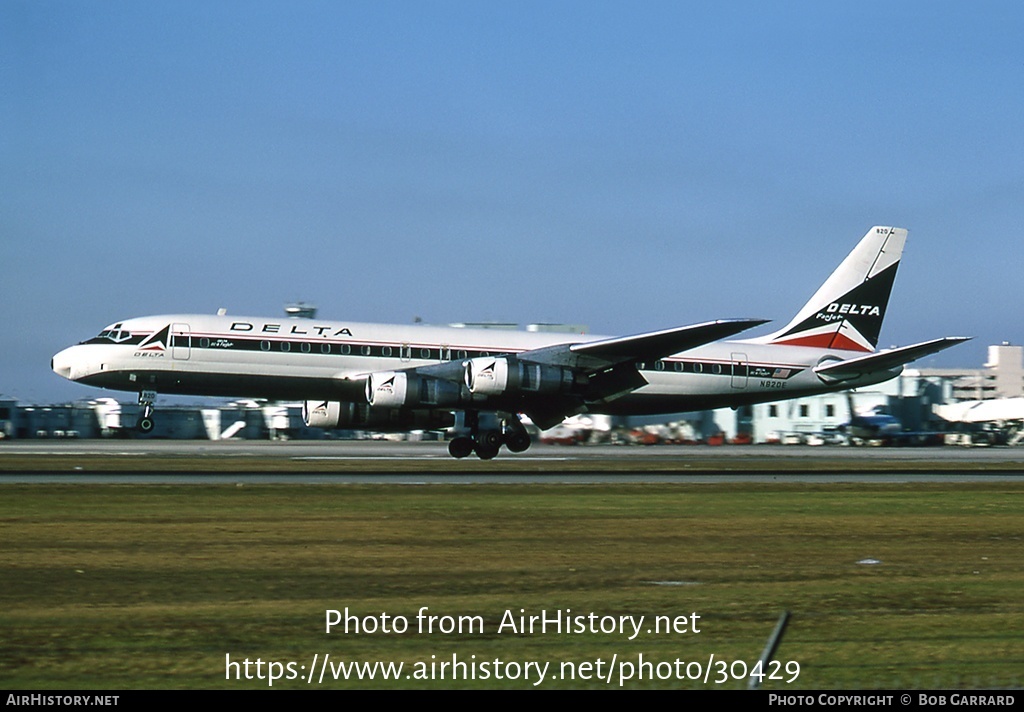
[772,332,871,352]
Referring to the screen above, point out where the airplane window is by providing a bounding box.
[712,364,722,375]
[457,350,467,359]
[655,361,665,371]
[341,345,351,355]
[321,344,331,354]
[301,343,311,353]
[100,329,131,343]
[280,342,291,352]
[261,341,270,351]
[199,338,210,349]
[673,362,683,372]
[420,348,431,359]
[694,363,703,373]
[361,346,371,356]
[382,346,393,357]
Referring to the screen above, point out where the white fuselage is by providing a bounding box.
[52,313,899,415]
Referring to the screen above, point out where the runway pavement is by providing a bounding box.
[4,438,1024,459]
[2,439,1023,482]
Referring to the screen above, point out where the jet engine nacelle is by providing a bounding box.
[365,372,409,408]
[302,400,454,432]
[365,371,465,408]
[464,356,575,397]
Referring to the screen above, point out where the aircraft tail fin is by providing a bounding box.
[756,226,907,352]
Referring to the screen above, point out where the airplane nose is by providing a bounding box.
[52,347,76,380]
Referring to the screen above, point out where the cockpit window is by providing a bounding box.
[80,323,139,346]
[98,324,133,343]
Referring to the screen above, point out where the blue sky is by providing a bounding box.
[2,1,1022,402]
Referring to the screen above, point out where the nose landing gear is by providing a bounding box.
[136,390,157,434]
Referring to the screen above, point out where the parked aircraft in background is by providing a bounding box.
[842,392,903,442]
[52,226,967,458]
[934,397,1024,446]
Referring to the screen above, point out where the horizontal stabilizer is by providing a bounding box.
[814,337,971,382]
[569,319,769,364]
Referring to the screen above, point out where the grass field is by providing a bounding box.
[2,481,1022,689]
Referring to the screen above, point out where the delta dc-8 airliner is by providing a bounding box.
[52,226,967,458]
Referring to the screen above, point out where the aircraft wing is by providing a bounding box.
[814,336,971,382]
[568,318,769,363]
[518,318,770,369]
[404,318,769,427]
[407,318,769,380]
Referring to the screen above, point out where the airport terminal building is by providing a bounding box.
[719,343,1023,445]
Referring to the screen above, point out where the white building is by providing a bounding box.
[918,343,1023,401]
[744,342,1021,443]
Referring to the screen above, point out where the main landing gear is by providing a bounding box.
[447,411,532,460]
[136,390,157,434]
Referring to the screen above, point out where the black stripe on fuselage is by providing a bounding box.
[76,370,367,401]
[167,334,501,361]
[171,334,806,379]
[87,332,807,381]
[83,335,146,346]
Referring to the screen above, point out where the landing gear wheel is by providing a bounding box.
[448,437,474,459]
[136,416,155,434]
[474,443,500,460]
[480,430,504,449]
[506,430,532,453]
